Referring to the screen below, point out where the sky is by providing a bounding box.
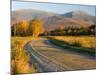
[12,1,96,16]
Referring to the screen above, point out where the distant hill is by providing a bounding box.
[12,9,96,31]
[62,10,95,23]
[12,9,58,24]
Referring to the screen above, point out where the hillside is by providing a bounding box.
[12,9,58,24]
[12,9,96,31]
[62,10,95,23]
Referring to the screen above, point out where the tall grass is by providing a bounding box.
[52,36,96,49]
[11,37,36,74]
[48,36,96,56]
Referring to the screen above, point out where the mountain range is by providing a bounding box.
[12,9,96,31]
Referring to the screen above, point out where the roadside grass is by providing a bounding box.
[47,36,96,56]
[11,36,36,74]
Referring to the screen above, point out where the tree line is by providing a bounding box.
[12,18,95,37]
[43,25,96,36]
[11,18,44,37]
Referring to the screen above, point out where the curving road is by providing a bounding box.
[24,37,96,73]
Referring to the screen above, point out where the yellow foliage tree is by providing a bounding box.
[17,20,29,36]
[29,18,44,37]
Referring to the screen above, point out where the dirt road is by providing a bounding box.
[24,38,96,73]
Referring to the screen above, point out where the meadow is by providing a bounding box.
[48,36,96,56]
[11,35,96,74]
[52,36,96,48]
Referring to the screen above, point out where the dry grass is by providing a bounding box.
[52,36,96,49]
[11,37,36,74]
[48,36,96,56]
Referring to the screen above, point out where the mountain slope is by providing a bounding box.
[62,10,96,23]
[12,9,96,31]
[12,9,58,24]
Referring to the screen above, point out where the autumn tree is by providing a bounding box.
[29,18,44,37]
[17,20,29,36]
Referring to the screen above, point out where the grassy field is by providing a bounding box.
[48,36,96,56]
[11,37,36,74]
[11,36,96,74]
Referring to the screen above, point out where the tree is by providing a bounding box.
[29,18,44,37]
[17,20,29,36]
[12,23,17,36]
